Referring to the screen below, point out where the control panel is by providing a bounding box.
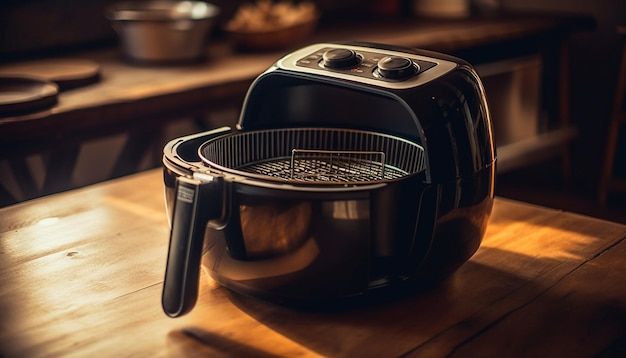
[295,47,437,82]
[275,43,458,90]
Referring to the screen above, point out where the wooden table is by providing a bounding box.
[0,11,594,206]
[1,169,625,357]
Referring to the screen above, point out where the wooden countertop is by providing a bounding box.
[1,169,625,357]
[0,11,594,157]
[0,11,596,206]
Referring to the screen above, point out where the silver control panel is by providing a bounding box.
[275,43,458,90]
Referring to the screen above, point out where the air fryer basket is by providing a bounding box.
[199,127,426,184]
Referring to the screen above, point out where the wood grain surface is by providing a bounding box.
[0,169,625,357]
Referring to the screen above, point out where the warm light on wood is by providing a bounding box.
[1,169,625,357]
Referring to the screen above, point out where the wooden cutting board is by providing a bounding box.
[0,58,101,90]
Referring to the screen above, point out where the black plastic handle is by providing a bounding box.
[162,175,221,318]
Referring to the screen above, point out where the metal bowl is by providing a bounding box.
[106,1,220,63]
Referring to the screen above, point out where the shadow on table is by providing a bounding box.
[208,245,626,357]
[167,328,283,358]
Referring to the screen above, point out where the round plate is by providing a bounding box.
[0,76,59,115]
[0,59,100,90]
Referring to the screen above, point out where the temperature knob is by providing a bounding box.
[322,48,361,69]
[377,56,419,80]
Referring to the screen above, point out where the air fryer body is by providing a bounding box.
[162,42,495,305]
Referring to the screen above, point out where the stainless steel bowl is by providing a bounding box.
[106,1,220,63]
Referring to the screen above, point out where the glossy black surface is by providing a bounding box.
[162,177,220,317]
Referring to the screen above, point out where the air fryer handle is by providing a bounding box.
[162,175,221,318]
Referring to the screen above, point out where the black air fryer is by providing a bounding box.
[161,42,496,317]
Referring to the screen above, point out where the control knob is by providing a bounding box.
[322,48,361,69]
[377,56,419,80]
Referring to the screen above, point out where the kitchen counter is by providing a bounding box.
[0,11,594,205]
[1,168,625,357]
[0,12,594,146]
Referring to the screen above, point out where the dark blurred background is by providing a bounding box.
[1,0,625,218]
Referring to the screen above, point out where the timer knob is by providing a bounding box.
[377,56,419,80]
[322,48,361,69]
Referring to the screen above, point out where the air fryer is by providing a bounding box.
[161,42,496,317]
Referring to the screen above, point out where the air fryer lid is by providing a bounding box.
[199,127,426,185]
[235,43,457,139]
[236,42,495,184]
